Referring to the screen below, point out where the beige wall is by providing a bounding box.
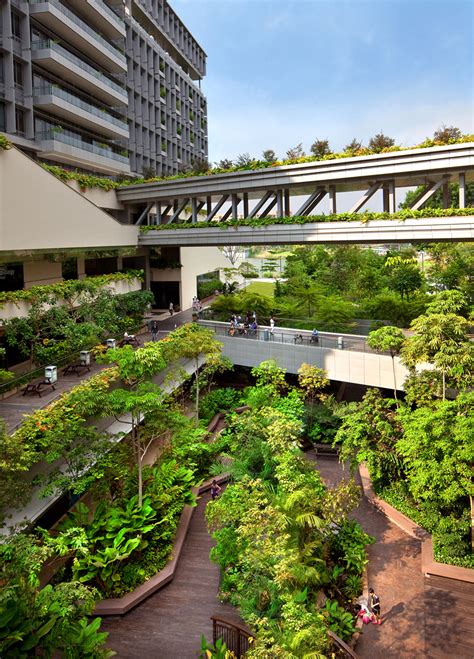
[66,180,124,211]
[23,261,62,288]
[0,147,137,253]
[180,246,238,309]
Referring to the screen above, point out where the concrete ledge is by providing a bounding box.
[358,463,474,584]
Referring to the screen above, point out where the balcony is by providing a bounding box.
[67,0,125,40]
[31,40,128,106]
[36,128,130,174]
[29,0,127,73]
[34,83,129,140]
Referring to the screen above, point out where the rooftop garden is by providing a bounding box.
[35,130,474,192]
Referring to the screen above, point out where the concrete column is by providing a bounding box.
[382,186,389,212]
[388,180,396,213]
[117,256,123,271]
[329,185,337,214]
[243,192,249,218]
[276,190,283,217]
[77,258,86,280]
[231,194,239,220]
[206,195,212,218]
[144,250,151,291]
[191,197,198,223]
[284,189,291,216]
[459,173,466,208]
[156,201,162,225]
[442,182,451,209]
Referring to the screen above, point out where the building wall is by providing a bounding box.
[23,260,62,288]
[180,246,236,309]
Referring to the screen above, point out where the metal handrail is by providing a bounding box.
[328,630,359,659]
[211,616,253,658]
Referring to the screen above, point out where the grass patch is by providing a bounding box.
[244,281,275,297]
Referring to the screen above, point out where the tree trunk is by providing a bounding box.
[391,355,398,403]
[194,358,200,427]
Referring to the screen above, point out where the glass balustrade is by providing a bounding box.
[36,128,129,163]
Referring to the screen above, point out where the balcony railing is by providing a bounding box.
[90,0,124,30]
[30,0,126,64]
[31,39,127,98]
[36,128,129,164]
[34,83,128,132]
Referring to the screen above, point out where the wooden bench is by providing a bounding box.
[62,362,91,376]
[22,380,56,397]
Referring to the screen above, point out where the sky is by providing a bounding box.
[171,0,473,164]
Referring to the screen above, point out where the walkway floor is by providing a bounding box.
[101,491,245,658]
[311,454,474,659]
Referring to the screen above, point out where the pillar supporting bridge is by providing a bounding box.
[117,144,474,226]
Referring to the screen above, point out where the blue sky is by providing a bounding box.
[172,0,473,164]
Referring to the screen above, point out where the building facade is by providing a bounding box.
[0,0,208,176]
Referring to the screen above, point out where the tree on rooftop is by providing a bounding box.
[344,138,363,153]
[433,124,462,144]
[262,149,277,163]
[368,132,395,152]
[215,158,234,170]
[235,153,254,167]
[286,143,305,159]
[310,138,332,158]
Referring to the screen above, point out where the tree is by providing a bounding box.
[297,363,329,424]
[433,124,462,144]
[238,261,259,279]
[286,143,305,159]
[368,132,395,152]
[235,153,254,167]
[162,324,223,425]
[262,149,277,163]
[344,138,363,153]
[215,158,233,169]
[397,393,474,547]
[367,326,405,401]
[191,157,210,174]
[425,289,468,315]
[141,165,156,179]
[251,359,287,391]
[221,246,244,265]
[310,139,332,158]
[385,255,423,299]
[400,182,474,210]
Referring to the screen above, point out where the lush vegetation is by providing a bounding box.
[139,206,474,233]
[0,134,11,150]
[0,325,228,655]
[1,272,151,373]
[207,361,373,656]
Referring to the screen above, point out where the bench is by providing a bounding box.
[118,336,140,347]
[62,362,91,376]
[22,380,56,397]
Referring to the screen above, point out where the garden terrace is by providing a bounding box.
[138,209,474,246]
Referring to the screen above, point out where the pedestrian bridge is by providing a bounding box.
[198,320,408,391]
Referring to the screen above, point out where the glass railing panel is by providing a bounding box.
[36,128,129,163]
[90,0,124,30]
[31,39,127,97]
[30,0,126,63]
[34,83,128,131]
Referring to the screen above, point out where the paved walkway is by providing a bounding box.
[101,491,245,658]
[311,454,474,659]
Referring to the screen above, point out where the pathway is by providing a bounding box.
[101,491,245,658]
[311,454,474,659]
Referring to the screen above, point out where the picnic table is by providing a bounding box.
[62,362,91,376]
[22,380,56,397]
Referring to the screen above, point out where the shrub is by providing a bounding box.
[199,387,243,422]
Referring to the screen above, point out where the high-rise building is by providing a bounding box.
[0,0,208,177]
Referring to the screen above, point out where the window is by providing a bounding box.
[13,60,23,88]
[0,55,4,85]
[0,103,6,132]
[15,108,25,135]
[11,11,21,39]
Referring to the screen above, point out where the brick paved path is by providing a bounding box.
[312,454,474,659]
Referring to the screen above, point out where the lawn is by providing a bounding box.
[244,281,275,298]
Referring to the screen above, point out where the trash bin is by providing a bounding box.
[80,350,91,366]
[264,329,270,342]
[106,338,116,350]
[337,336,344,349]
[44,365,57,384]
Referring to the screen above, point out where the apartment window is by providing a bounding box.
[13,60,23,88]
[0,103,6,132]
[11,11,21,40]
[0,55,4,84]
[15,108,25,135]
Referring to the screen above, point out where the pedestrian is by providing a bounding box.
[169,301,174,316]
[150,320,158,341]
[210,479,222,500]
[270,315,275,334]
[369,588,382,624]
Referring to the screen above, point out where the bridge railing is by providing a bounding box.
[211,616,253,657]
[197,319,389,356]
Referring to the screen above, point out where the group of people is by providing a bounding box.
[356,588,382,625]
[192,296,203,313]
[228,312,258,336]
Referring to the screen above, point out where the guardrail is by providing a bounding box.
[211,617,253,657]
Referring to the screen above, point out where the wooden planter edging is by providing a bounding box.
[358,463,474,584]
[94,472,229,616]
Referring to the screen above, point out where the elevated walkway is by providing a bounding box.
[198,321,408,391]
